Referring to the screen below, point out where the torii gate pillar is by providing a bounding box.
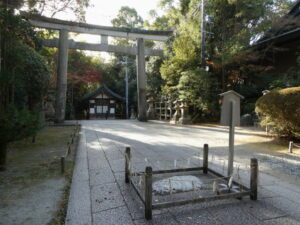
[54,30,69,123]
[136,38,147,122]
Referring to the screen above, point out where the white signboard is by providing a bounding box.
[110,108,115,114]
[89,108,95,114]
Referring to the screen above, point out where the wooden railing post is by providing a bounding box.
[289,141,293,153]
[145,166,153,220]
[61,156,65,174]
[250,158,258,200]
[203,144,209,174]
[125,147,131,183]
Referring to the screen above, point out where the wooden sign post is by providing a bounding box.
[228,102,234,176]
[219,90,244,176]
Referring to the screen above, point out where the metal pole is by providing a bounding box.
[200,0,206,66]
[228,102,235,176]
[125,56,129,119]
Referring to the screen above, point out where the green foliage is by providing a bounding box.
[148,0,295,121]
[0,8,50,169]
[1,0,90,22]
[3,43,50,108]
[112,6,143,29]
[110,6,148,109]
[177,68,214,111]
[146,57,165,97]
[0,106,39,144]
[256,87,300,139]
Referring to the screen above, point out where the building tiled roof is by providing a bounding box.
[81,84,125,102]
[255,0,300,46]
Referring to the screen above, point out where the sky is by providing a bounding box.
[68,0,163,60]
[85,0,161,26]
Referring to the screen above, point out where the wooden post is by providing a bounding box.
[67,145,71,155]
[125,147,131,183]
[145,166,153,220]
[289,141,293,153]
[250,158,258,200]
[203,144,209,174]
[61,156,65,174]
[228,102,235,176]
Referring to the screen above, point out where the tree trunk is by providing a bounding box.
[0,142,7,171]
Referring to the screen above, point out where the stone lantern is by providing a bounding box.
[130,106,136,119]
[178,100,192,125]
[167,99,173,120]
[170,99,181,124]
[146,97,156,120]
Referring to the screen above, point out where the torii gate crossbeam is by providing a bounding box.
[22,13,172,123]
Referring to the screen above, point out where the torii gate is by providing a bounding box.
[22,13,172,123]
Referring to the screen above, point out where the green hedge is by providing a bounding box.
[255,87,300,139]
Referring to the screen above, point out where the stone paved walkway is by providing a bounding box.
[65,120,300,225]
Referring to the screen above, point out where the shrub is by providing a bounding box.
[255,87,300,139]
[0,106,40,170]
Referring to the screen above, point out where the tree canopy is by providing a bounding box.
[144,0,297,121]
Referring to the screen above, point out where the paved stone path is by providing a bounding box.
[65,120,300,225]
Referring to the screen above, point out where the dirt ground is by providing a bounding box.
[0,126,77,225]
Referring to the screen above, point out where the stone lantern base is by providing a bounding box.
[178,116,192,125]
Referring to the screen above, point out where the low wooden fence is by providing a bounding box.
[60,123,81,174]
[288,141,300,153]
[124,145,258,220]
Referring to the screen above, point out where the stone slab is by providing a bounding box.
[89,169,115,186]
[65,174,91,225]
[242,200,287,221]
[91,182,125,213]
[208,204,263,225]
[93,206,134,225]
[263,216,300,225]
[133,212,179,225]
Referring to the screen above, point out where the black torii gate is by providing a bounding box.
[22,13,172,123]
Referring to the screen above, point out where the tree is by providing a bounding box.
[150,0,295,120]
[0,0,90,21]
[110,6,145,110]
[66,50,103,119]
[112,6,143,29]
[0,8,50,170]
